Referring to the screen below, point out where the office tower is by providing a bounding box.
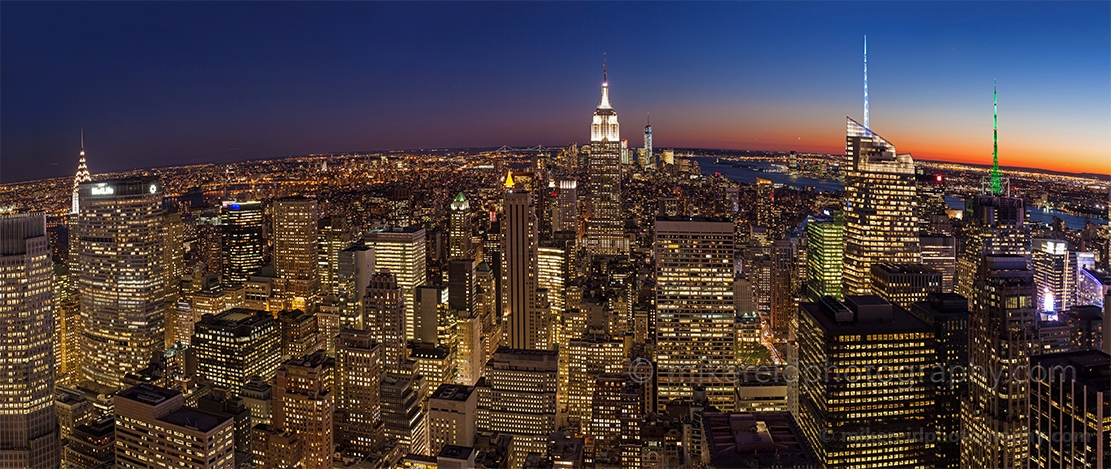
[427,384,478,455]
[448,258,476,314]
[317,216,351,296]
[585,61,628,256]
[916,171,950,234]
[841,118,920,295]
[77,178,166,389]
[278,309,322,361]
[870,262,942,309]
[241,376,272,427]
[455,310,483,386]
[415,285,446,344]
[920,235,957,292]
[220,201,264,284]
[537,243,567,331]
[63,416,114,469]
[806,213,843,301]
[55,386,93,440]
[1032,239,1075,315]
[334,329,382,457]
[477,348,559,466]
[162,209,185,347]
[566,333,626,435]
[366,226,427,342]
[962,255,1037,468]
[755,178,775,231]
[957,83,1031,300]
[193,308,281,394]
[643,114,653,170]
[450,193,473,261]
[387,189,413,228]
[797,296,936,468]
[909,293,969,468]
[272,351,334,469]
[113,384,235,469]
[502,180,542,350]
[553,180,579,235]
[0,213,58,469]
[54,263,82,386]
[336,244,374,329]
[654,217,736,408]
[770,239,796,336]
[1028,351,1110,469]
[364,271,407,371]
[381,370,428,455]
[1062,305,1104,351]
[272,197,320,309]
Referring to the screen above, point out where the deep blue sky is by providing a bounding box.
[2,2,1108,182]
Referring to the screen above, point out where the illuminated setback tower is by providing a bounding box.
[502,173,542,350]
[841,118,920,295]
[71,132,91,215]
[0,213,59,468]
[449,193,473,261]
[77,178,166,389]
[586,58,628,256]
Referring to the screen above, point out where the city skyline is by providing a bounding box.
[2,2,1109,183]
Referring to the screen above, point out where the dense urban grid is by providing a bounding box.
[1,55,1110,469]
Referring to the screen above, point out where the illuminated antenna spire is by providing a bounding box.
[603,52,607,84]
[991,79,1002,195]
[647,112,650,125]
[80,128,85,152]
[863,35,869,131]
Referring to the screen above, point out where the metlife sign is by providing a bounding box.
[90,184,114,196]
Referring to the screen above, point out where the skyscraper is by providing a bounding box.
[806,213,843,301]
[553,180,579,235]
[1032,239,1075,315]
[77,177,166,389]
[365,226,427,342]
[770,239,796,336]
[585,60,628,256]
[364,271,407,372]
[909,293,969,468]
[870,262,942,309]
[220,201,264,284]
[643,114,653,170]
[70,131,91,216]
[841,118,920,295]
[797,296,936,468]
[502,176,542,350]
[334,329,382,457]
[336,244,375,329]
[113,384,235,469]
[477,347,559,467]
[0,213,58,468]
[272,351,334,469]
[654,217,736,408]
[920,235,957,292]
[961,255,1037,468]
[192,308,281,394]
[1028,350,1110,469]
[273,197,320,310]
[450,192,473,261]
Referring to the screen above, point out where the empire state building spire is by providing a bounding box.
[598,53,612,110]
[71,130,91,214]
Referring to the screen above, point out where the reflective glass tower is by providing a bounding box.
[841,118,920,295]
[221,200,264,283]
[0,213,59,468]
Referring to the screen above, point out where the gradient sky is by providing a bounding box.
[2,2,1108,183]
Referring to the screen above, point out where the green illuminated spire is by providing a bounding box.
[990,80,1002,195]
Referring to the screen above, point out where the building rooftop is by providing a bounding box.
[871,262,940,275]
[1030,350,1111,393]
[804,296,932,334]
[160,407,232,433]
[437,445,475,461]
[702,412,817,468]
[431,384,475,402]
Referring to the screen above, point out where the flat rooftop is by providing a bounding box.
[702,412,817,468]
[802,298,933,335]
[160,407,232,433]
[431,384,475,402]
[1030,350,1111,393]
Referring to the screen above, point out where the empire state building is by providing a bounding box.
[585,61,628,256]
